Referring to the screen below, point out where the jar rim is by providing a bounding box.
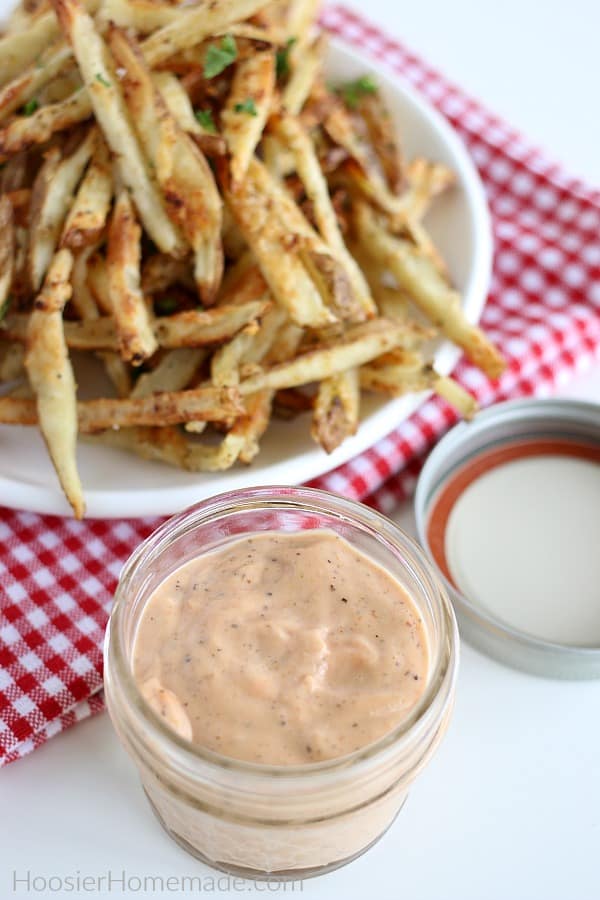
[106,485,459,778]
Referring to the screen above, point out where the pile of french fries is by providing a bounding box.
[0,0,505,517]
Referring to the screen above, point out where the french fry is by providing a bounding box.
[130,348,205,398]
[239,318,427,393]
[99,0,181,33]
[3,299,268,351]
[107,189,158,365]
[28,129,95,292]
[0,196,15,315]
[60,133,112,249]
[109,27,223,303]
[221,49,275,187]
[0,89,92,159]
[311,368,359,453]
[273,113,375,319]
[70,245,99,319]
[0,340,25,382]
[282,34,325,115]
[153,71,227,158]
[85,252,112,314]
[141,0,271,68]
[0,8,68,85]
[0,41,73,122]
[50,0,185,256]
[25,248,84,518]
[87,424,247,472]
[153,299,270,348]
[0,384,243,430]
[141,253,194,296]
[357,90,405,196]
[224,159,336,328]
[354,202,505,378]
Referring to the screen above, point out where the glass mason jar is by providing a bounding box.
[104,486,459,880]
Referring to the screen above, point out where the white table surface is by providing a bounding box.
[2,1,600,898]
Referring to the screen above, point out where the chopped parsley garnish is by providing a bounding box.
[275,36,297,80]
[194,108,216,133]
[0,294,13,322]
[203,35,237,79]
[22,98,39,116]
[95,72,111,87]
[155,296,179,315]
[234,98,257,116]
[337,75,377,109]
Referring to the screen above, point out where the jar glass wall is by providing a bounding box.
[104,486,459,880]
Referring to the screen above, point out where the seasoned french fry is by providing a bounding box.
[4,299,268,351]
[273,113,375,319]
[70,245,99,319]
[0,340,25,382]
[0,41,73,122]
[109,27,223,302]
[282,34,325,115]
[221,49,275,187]
[154,299,270,348]
[60,134,112,249]
[0,89,91,160]
[141,253,194,296]
[240,318,427,393]
[141,0,271,68]
[354,203,505,378]
[130,348,205,398]
[28,129,94,291]
[0,384,243,430]
[311,367,359,453]
[107,189,158,364]
[50,0,185,256]
[0,196,15,314]
[357,90,405,196]
[99,0,180,33]
[0,7,71,85]
[224,159,336,328]
[25,248,84,517]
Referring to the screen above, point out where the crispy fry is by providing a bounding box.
[311,367,359,453]
[0,196,15,315]
[0,41,73,122]
[0,384,243,430]
[221,49,275,187]
[358,90,405,196]
[50,0,185,256]
[70,244,98,319]
[131,348,205,398]
[141,253,194,296]
[224,159,336,328]
[107,189,158,364]
[273,113,375,319]
[109,27,223,302]
[282,34,325,115]
[0,89,91,159]
[141,0,271,68]
[154,299,270,348]
[28,129,94,291]
[240,318,427,393]
[3,298,268,351]
[354,203,505,378]
[0,339,25,382]
[25,248,84,517]
[60,133,112,249]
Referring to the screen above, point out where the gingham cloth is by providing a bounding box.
[1,6,599,766]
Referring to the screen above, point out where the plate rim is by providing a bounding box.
[0,37,493,519]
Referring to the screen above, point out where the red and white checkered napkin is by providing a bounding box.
[1,6,599,766]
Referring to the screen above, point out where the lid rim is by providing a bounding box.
[415,398,600,680]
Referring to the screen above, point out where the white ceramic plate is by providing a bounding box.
[0,35,493,518]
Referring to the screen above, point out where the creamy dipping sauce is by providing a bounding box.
[133,530,428,765]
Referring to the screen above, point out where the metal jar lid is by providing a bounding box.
[415,398,600,679]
